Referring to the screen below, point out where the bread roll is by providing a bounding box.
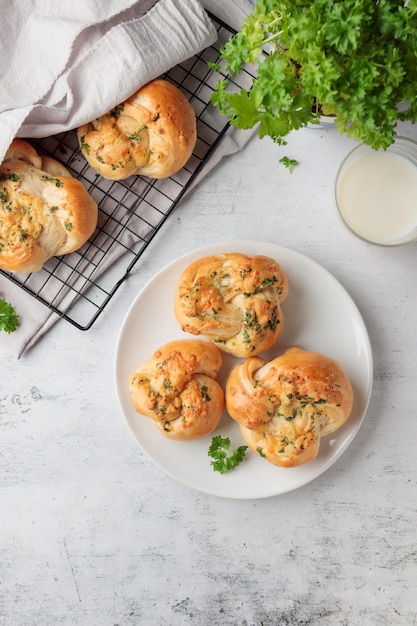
[0,139,98,274]
[129,339,224,441]
[174,252,288,357]
[77,79,196,180]
[226,346,353,467]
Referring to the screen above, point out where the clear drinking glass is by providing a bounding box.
[334,136,417,246]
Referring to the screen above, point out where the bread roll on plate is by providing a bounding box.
[0,139,98,274]
[174,252,289,357]
[77,79,197,180]
[129,339,224,441]
[226,346,353,467]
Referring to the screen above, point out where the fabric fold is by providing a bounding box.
[0,0,217,162]
[0,0,256,357]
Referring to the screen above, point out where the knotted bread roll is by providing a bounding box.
[226,346,353,467]
[129,339,224,441]
[77,79,196,180]
[174,252,288,357]
[0,139,98,274]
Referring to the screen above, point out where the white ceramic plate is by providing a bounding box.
[115,241,373,499]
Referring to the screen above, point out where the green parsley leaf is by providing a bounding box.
[128,125,148,141]
[208,435,248,474]
[0,298,20,333]
[79,135,90,155]
[40,175,64,187]
[279,156,299,172]
[111,104,124,118]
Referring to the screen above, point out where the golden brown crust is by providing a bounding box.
[225,345,353,467]
[174,252,288,357]
[77,79,196,180]
[129,339,224,441]
[0,139,98,274]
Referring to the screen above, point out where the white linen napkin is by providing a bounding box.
[0,0,218,162]
[0,0,255,357]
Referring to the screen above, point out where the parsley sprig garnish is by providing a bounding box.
[279,156,299,173]
[0,298,20,333]
[208,435,248,474]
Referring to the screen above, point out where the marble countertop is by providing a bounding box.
[1,116,417,626]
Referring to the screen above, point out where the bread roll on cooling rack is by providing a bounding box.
[129,339,225,441]
[0,139,98,274]
[77,79,197,180]
[174,252,289,358]
[226,346,354,467]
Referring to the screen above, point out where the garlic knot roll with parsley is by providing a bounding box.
[0,139,98,274]
[77,79,196,180]
[129,339,224,441]
[226,346,354,467]
[174,252,288,357]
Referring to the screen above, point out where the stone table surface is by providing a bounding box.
[1,116,417,626]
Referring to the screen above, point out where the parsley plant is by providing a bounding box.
[210,0,417,150]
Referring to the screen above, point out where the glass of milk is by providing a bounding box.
[334,136,417,246]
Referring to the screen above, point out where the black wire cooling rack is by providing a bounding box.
[1,14,254,330]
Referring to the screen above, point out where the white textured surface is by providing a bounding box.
[1,118,417,625]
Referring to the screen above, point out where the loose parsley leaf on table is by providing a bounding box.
[208,435,248,474]
[0,298,20,333]
[279,156,299,172]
